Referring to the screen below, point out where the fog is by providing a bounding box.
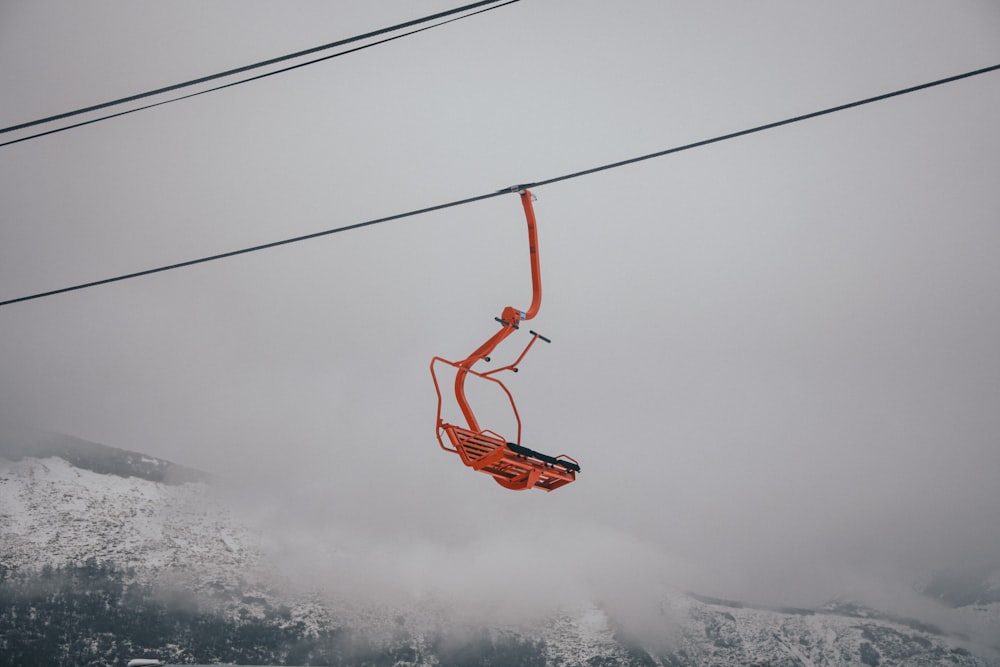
[2,0,1000,633]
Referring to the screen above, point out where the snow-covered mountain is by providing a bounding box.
[1,434,997,666]
[0,453,269,604]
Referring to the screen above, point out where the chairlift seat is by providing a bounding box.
[441,423,579,491]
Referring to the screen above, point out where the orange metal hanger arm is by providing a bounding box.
[454,189,541,433]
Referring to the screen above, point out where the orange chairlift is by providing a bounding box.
[430,188,580,491]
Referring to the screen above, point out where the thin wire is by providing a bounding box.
[0,1,520,149]
[0,191,505,307]
[2,62,998,308]
[0,0,512,135]
[525,63,1000,189]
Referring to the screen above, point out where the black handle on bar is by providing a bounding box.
[529,330,551,343]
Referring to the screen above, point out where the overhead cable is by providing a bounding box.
[1,190,504,307]
[0,0,519,147]
[2,62,998,308]
[524,63,1000,189]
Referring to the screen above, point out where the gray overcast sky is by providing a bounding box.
[2,0,1000,621]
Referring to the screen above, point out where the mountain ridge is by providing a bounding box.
[0,426,209,485]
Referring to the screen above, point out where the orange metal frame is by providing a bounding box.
[430,189,579,491]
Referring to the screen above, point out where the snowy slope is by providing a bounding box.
[530,594,998,667]
[0,454,268,605]
[649,593,995,667]
[1,445,998,666]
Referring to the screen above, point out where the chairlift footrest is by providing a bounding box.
[506,442,580,472]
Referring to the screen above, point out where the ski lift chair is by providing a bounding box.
[430,189,580,491]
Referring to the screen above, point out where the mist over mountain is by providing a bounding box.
[0,424,209,485]
[921,564,1000,609]
[2,428,997,666]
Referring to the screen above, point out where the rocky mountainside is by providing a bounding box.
[1,436,997,666]
[0,453,270,608]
